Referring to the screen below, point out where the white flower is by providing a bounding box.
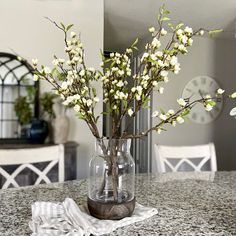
[172,120,177,127]
[178,44,187,51]
[152,81,158,87]
[60,94,65,100]
[126,48,132,54]
[136,94,141,100]
[136,86,143,95]
[58,58,65,64]
[159,87,164,94]
[205,104,213,111]
[86,99,93,107]
[163,77,169,83]
[128,108,134,117]
[184,26,193,35]
[32,59,38,66]
[158,60,164,67]
[94,97,100,103]
[170,56,178,66]
[230,107,236,116]
[199,30,204,36]
[176,29,183,36]
[131,87,136,93]
[205,94,211,99]
[74,105,80,112]
[115,52,121,57]
[67,77,74,85]
[70,31,76,38]
[217,88,225,95]
[74,94,81,100]
[43,67,51,74]
[149,27,155,33]
[33,74,39,81]
[79,70,85,76]
[168,109,175,115]
[230,92,236,98]
[160,28,167,36]
[110,52,114,58]
[159,114,167,121]
[116,81,124,87]
[152,111,159,118]
[151,38,161,48]
[176,116,185,124]
[157,128,162,134]
[188,38,193,46]
[174,63,181,74]
[116,59,121,64]
[160,70,168,77]
[141,52,149,61]
[156,51,163,58]
[181,35,188,44]
[67,60,72,66]
[118,70,124,76]
[150,54,157,61]
[61,82,68,90]
[52,59,59,66]
[177,98,187,107]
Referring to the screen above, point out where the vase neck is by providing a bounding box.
[95,138,131,156]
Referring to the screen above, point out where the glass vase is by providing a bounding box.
[88,138,135,220]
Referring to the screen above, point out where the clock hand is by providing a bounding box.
[198,89,204,98]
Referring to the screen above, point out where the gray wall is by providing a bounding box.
[151,36,236,171]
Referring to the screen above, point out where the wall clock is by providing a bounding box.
[182,76,223,124]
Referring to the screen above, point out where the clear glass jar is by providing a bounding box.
[88,138,135,220]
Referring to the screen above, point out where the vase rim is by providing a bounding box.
[96,137,131,141]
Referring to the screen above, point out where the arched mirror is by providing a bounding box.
[0,52,39,141]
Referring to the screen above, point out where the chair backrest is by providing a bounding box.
[0,144,64,189]
[154,143,217,173]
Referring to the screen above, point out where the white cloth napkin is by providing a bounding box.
[29,198,158,236]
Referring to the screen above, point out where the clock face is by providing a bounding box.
[182,76,223,124]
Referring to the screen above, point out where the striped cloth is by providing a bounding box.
[29,198,158,236]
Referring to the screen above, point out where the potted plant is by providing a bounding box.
[14,95,33,138]
[32,6,227,219]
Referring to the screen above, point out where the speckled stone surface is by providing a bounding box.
[0,172,236,236]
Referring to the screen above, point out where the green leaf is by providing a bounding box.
[160,17,171,22]
[92,87,97,97]
[66,24,74,32]
[207,100,216,106]
[95,116,100,123]
[160,108,165,114]
[163,9,170,15]
[60,22,66,30]
[209,29,223,37]
[181,109,190,117]
[176,23,184,30]
[131,38,139,48]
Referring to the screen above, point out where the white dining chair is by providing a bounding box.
[0,144,64,189]
[154,143,217,173]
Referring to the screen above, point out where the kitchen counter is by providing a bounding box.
[0,171,236,235]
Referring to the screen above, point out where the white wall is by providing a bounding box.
[0,0,104,179]
[152,36,236,171]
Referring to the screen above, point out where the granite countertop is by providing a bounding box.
[0,171,236,235]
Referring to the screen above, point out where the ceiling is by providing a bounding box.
[105,0,236,52]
